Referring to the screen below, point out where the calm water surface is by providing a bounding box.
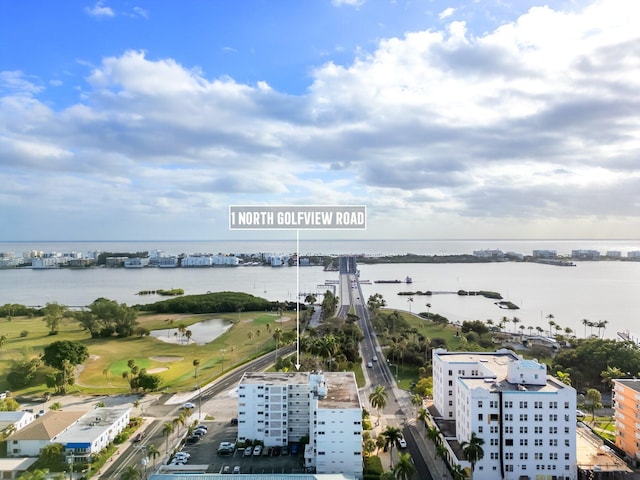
[1,240,639,340]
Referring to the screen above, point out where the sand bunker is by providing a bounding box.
[149,356,183,362]
[147,367,169,374]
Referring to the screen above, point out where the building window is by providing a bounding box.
[534,401,542,409]
[505,452,513,460]
[520,452,528,460]
[534,439,542,446]
[478,414,483,421]
[519,401,528,408]
[519,439,528,446]
[549,439,557,446]
[478,426,483,433]
[519,426,528,434]
[504,401,513,408]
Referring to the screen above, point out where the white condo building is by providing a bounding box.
[238,372,362,479]
[431,348,577,480]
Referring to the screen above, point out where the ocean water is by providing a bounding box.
[0,239,639,340]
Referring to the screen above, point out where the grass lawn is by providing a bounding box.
[0,311,298,396]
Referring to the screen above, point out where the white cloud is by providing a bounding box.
[332,0,366,8]
[2,0,640,240]
[85,1,115,18]
[439,7,456,20]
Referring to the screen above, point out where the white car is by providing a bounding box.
[398,437,407,448]
[174,452,191,459]
[367,361,373,368]
[182,402,196,409]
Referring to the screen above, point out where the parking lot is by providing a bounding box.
[169,418,305,475]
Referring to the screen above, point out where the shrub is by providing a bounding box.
[19,330,28,337]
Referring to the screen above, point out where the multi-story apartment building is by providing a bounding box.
[613,378,640,462]
[432,348,577,480]
[237,371,362,478]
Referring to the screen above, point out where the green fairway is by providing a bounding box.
[0,310,298,396]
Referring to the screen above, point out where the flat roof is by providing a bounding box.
[614,378,640,393]
[435,350,519,379]
[57,407,130,446]
[576,424,632,473]
[240,372,361,409]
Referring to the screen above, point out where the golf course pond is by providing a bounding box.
[150,318,233,345]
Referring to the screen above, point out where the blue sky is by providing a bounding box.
[1,0,639,241]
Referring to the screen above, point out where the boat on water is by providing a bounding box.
[374,276,413,284]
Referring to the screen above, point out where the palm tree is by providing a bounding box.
[273,327,283,361]
[597,320,609,338]
[582,318,590,338]
[120,465,141,480]
[393,452,415,480]
[193,359,200,378]
[601,366,624,390]
[376,435,386,455]
[178,323,187,342]
[410,394,422,415]
[426,425,441,447]
[382,425,403,468]
[417,407,428,429]
[511,317,520,333]
[185,329,193,344]
[318,334,338,371]
[425,303,431,319]
[247,331,254,343]
[535,326,544,336]
[165,318,174,338]
[0,334,6,357]
[162,422,174,453]
[369,385,388,423]
[556,370,572,386]
[450,463,468,480]
[461,431,485,478]
[407,297,414,313]
[147,444,160,467]
[527,325,534,336]
[547,318,556,337]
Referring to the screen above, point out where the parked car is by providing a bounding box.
[253,445,263,456]
[185,435,200,444]
[230,417,238,425]
[282,445,289,455]
[174,452,191,460]
[233,465,241,474]
[192,429,206,436]
[222,466,230,474]
[243,447,253,457]
[290,443,299,455]
[262,446,271,457]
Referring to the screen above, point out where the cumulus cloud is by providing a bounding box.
[85,1,115,18]
[2,0,640,240]
[439,7,456,20]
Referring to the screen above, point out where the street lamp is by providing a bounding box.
[387,360,398,379]
[67,452,74,480]
[197,385,202,420]
[141,456,148,480]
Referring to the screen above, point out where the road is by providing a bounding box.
[338,264,434,480]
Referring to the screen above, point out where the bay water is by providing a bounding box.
[0,239,638,340]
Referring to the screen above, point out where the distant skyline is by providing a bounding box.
[1,0,639,241]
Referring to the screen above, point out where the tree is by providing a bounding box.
[38,443,66,471]
[193,359,201,378]
[147,444,160,466]
[461,432,485,478]
[417,407,428,429]
[273,327,283,361]
[43,302,68,335]
[367,293,386,314]
[382,425,403,468]
[17,470,49,480]
[42,340,89,371]
[601,366,624,390]
[393,452,416,480]
[0,334,6,356]
[450,463,468,480]
[586,388,603,421]
[162,422,174,452]
[556,370,572,386]
[369,385,388,423]
[120,465,142,480]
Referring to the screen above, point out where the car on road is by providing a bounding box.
[253,445,263,456]
[367,361,373,368]
[133,432,146,442]
[372,356,378,362]
[182,402,196,409]
[398,436,407,448]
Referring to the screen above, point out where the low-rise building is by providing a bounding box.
[6,408,130,459]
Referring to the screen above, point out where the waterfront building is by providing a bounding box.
[430,348,577,480]
[532,249,557,259]
[124,257,149,268]
[571,249,600,259]
[606,251,622,258]
[472,249,504,259]
[628,251,640,259]
[182,255,214,267]
[237,371,362,479]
